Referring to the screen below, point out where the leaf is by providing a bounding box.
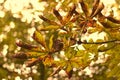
[53,39,63,52]
[90,0,100,17]
[43,55,54,66]
[40,25,60,31]
[101,19,120,28]
[26,52,45,58]
[98,42,115,52]
[106,16,120,24]
[65,5,76,23]
[80,0,89,17]
[16,40,45,52]
[65,47,75,59]
[53,9,63,24]
[91,3,104,18]
[82,44,98,53]
[39,15,60,26]
[26,58,40,67]
[49,35,54,50]
[13,52,27,59]
[33,30,46,48]
[65,63,73,79]
[107,66,120,78]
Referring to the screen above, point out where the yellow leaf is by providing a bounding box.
[33,31,46,48]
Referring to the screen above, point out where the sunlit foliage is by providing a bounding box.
[1,0,120,80]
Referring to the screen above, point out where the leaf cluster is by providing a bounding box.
[13,0,120,79]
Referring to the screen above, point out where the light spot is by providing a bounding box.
[15,76,22,80]
[2,44,8,56]
[0,11,5,18]
[10,22,15,29]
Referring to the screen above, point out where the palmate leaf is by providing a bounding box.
[33,30,47,48]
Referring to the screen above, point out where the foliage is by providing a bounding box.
[1,0,120,80]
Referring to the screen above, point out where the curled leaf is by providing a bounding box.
[53,39,63,52]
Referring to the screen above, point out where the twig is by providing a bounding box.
[78,39,120,44]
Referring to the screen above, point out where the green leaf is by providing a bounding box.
[65,47,75,59]
[33,30,46,48]
[26,52,45,58]
[98,42,115,52]
[49,35,54,50]
[107,66,120,78]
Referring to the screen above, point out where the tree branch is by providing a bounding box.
[78,39,120,44]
